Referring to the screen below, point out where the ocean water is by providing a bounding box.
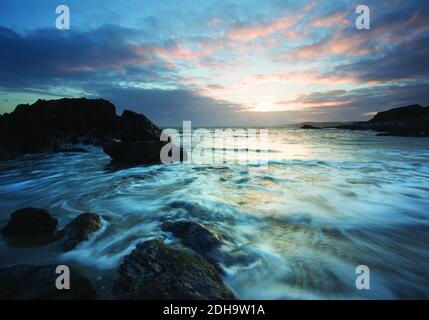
[1,128,429,299]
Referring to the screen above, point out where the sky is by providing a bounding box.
[0,0,428,126]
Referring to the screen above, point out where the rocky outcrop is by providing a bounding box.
[61,213,102,251]
[300,124,321,129]
[113,239,234,300]
[104,141,166,165]
[1,208,102,249]
[0,98,181,163]
[120,110,161,142]
[104,140,187,165]
[0,98,121,161]
[1,208,62,247]
[0,264,97,300]
[103,110,187,165]
[335,104,429,137]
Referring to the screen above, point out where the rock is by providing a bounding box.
[1,208,62,247]
[0,98,121,161]
[0,264,97,300]
[300,124,321,129]
[104,141,165,164]
[120,110,162,143]
[61,213,102,251]
[53,147,88,153]
[103,141,187,165]
[94,137,116,147]
[113,239,234,300]
[161,220,223,257]
[371,104,429,122]
[335,104,429,137]
[0,97,186,164]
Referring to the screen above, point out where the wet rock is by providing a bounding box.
[0,98,121,161]
[61,213,102,251]
[1,208,62,247]
[53,147,88,153]
[161,220,223,257]
[113,239,234,300]
[104,141,165,164]
[103,140,187,165]
[0,97,184,164]
[120,110,162,143]
[0,264,97,300]
[94,137,116,147]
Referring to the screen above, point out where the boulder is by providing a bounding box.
[113,239,234,300]
[104,141,165,164]
[161,220,223,257]
[1,208,62,247]
[0,264,97,300]
[53,147,88,153]
[120,110,161,143]
[61,213,102,251]
[103,141,187,165]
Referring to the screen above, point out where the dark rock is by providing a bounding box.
[103,141,187,165]
[0,97,184,165]
[300,124,321,129]
[161,220,223,256]
[103,110,187,165]
[0,98,121,161]
[61,213,102,251]
[103,141,165,164]
[0,264,97,300]
[334,105,429,137]
[1,208,62,247]
[113,239,234,300]
[371,104,429,122]
[120,110,162,143]
[94,137,116,147]
[53,148,88,153]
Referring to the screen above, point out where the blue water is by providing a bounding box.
[0,128,429,299]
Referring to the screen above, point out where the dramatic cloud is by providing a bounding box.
[0,0,428,125]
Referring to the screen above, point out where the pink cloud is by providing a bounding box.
[226,2,315,42]
[227,17,297,42]
[289,30,372,59]
[249,71,359,85]
[310,11,349,28]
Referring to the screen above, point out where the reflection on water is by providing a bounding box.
[0,128,429,299]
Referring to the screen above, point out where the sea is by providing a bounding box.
[1,128,428,299]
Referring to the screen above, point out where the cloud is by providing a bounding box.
[1,0,429,127]
[309,10,349,28]
[334,33,429,83]
[0,25,164,89]
[93,86,242,127]
[276,82,429,121]
[286,30,373,59]
[248,71,358,85]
